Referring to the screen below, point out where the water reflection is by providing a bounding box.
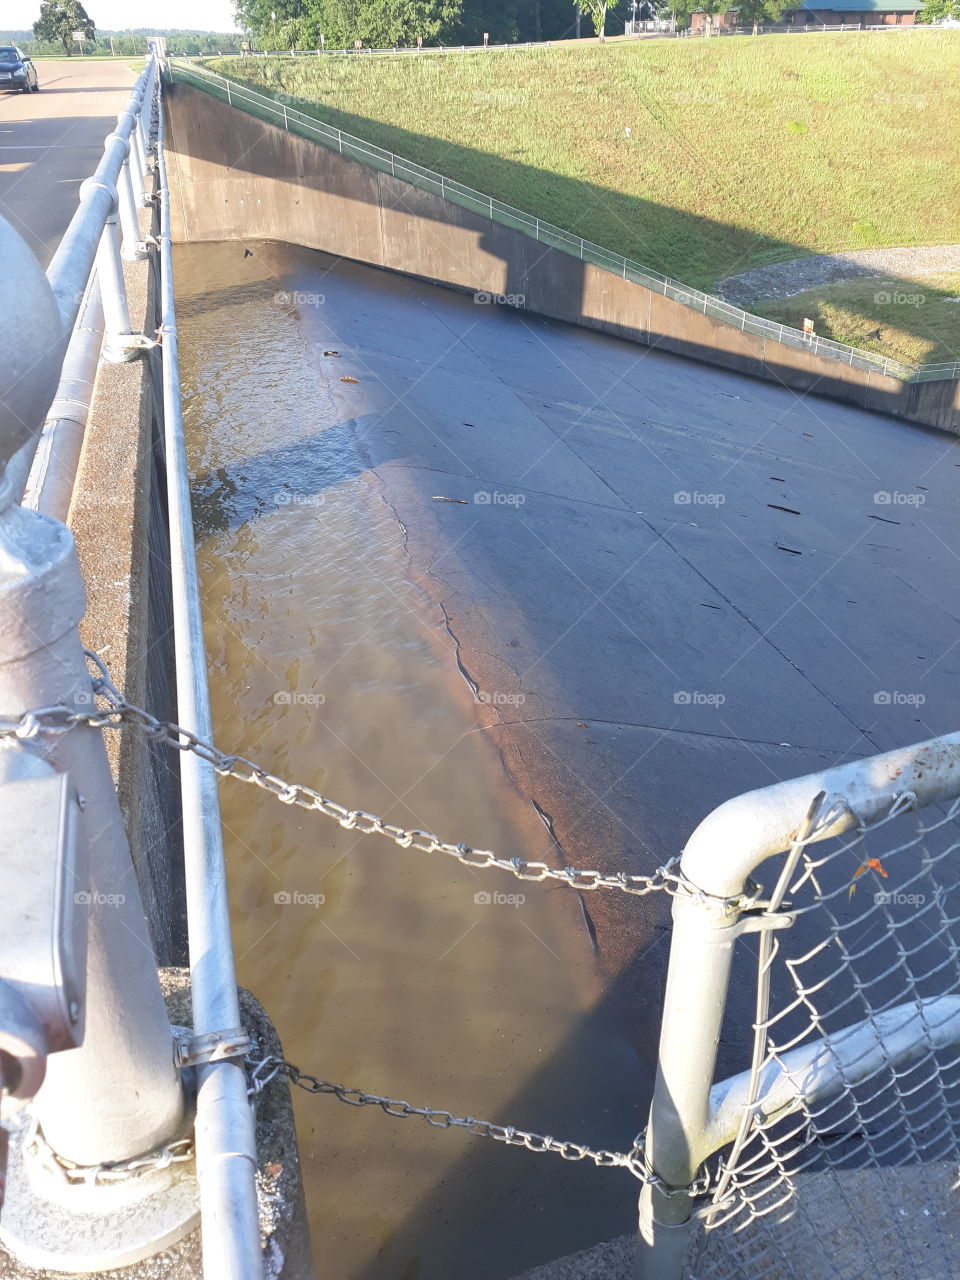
[176,240,643,1279]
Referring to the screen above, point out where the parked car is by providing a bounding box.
[0,48,39,93]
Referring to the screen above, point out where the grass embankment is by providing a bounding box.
[204,34,960,295]
[757,273,960,367]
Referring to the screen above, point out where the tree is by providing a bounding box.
[33,0,96,54]
[733,0,792,28]
[918,0,960,19]
[576,0,610,38]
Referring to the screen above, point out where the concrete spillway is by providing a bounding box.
[177,235,960,1278]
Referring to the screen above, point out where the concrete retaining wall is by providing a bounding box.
[164,83,960,435]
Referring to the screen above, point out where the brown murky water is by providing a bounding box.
[176,240,645,1280]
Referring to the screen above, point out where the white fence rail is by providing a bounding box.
[169,59,959,386]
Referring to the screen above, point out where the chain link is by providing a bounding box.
[2,659,715,1202]
[24,1117,193,1186]
[246,1053,709,1197]
[0,653,692,902]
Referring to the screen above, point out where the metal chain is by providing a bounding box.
[24,1117,193,1186]
[246,1054,710,1198]
[0,653,696,902]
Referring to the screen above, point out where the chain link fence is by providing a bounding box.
[640,760,960,1280]
[688,792,960,1278]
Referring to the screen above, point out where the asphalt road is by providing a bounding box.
[0,58,138,268]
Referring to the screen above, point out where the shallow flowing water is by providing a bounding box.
[176,240,645,1279]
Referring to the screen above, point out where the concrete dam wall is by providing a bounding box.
[164,82,960,436]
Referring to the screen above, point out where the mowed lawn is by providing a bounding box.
[756,272,960,367]
[207,33,960,292]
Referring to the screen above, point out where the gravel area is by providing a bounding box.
[719,245,960,306]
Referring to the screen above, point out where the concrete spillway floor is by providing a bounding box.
[179,238,960,1278]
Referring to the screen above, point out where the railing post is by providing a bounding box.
[637,888,744,1278]
[92,206,136,362]
[117,156,147,260]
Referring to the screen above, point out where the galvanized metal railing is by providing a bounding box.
[0,52,262,1280]
[170,58,960,386]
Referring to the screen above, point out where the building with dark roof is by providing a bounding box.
[689,0,923,30]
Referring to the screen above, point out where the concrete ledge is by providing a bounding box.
[66,206,185,967]
[164,82,960,436]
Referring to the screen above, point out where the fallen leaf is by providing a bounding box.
[577,722,588,728]
[340,375,359,384]
[265,1163,283,1178]
[849,857,888,898]
[324,350,340,357]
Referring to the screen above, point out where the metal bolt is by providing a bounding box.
[76,795,86,811]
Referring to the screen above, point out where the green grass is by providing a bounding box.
[755,272,960,367]
[203,33,960,292]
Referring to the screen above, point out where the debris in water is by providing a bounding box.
[577,722,588,728]
[324,350,340,357]
[432,496,469,504]
[768,504,801,515]
[776,545,802,555]
[243,248,254,258]
[340,375,360,383]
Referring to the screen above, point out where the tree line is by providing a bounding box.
[234,0,627,49]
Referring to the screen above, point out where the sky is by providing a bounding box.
[5,1,239,31]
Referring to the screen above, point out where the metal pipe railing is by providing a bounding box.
[1,50,263,1276]
[155,70,264,1280]
[46,72,152,335]
[18,273,105,521]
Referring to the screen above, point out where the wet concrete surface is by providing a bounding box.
[176,238,960,1278]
